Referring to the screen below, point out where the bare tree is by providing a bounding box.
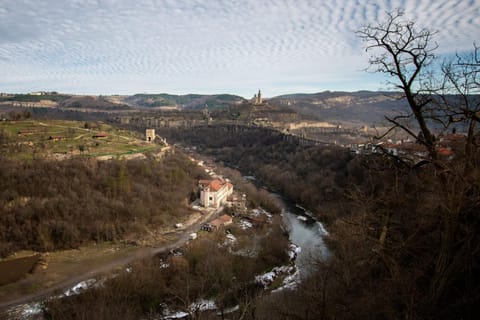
[437,45,480,170]
[357,9,439,160]
[353,10,480,320]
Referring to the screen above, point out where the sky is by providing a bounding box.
[0,0,479,98]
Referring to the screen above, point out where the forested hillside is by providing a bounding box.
[0,154,204,257]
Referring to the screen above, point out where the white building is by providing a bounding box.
[146,128,155,142]
[199,179,233,208]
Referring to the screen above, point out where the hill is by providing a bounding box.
[59,96,132,111]
[0,120,164,160]
[124,93,245,109]
[269,91,409,126]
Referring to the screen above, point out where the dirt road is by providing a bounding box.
[0,207,222,313]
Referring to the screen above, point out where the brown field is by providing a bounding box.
[0,254,40,286]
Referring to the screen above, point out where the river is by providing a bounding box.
[272,194,330,276]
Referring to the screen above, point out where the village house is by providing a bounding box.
[198,178,233,208]
[17,130,35,136]
[48,136,66,142]
[92,132,108,139]
[209,214,233,230]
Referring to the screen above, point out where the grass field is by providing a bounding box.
[0,120,163,160]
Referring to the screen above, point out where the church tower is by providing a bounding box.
[252,89,263,105]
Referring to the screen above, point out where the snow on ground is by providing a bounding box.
[250,207,272,223]
[255,265,296,289]
[239,219,253,229]
[217,304,240,315]
[162,310,189,319]
[161,299,217,319]
[63,278,97,297]
[225,233,237,244]
[5,302,43,319]
[272,267,301,293]
[191,299,217,311]
[297,215,308,221]
[288,243,301,260]
[317,222,329,236]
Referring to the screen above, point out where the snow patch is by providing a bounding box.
[63,279,97,297]
[317,222,329,236]
[288,243,301,260]
[255,265,295,289]
[191,299,217,311]
[161,299,217,319]
[5,302,43,319]
[162,310,189,319]
[239,220,253,229]
[272,267,301,293]
[225,233,237,243]
[217,304,240,315]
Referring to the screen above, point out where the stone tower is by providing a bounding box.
[256,89,262,105]
[146,128,155,143]
[252,89,263,105]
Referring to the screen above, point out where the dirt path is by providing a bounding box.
[0,207,221,313]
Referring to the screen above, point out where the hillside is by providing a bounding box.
[124,93,245,109]
[0,120,164,160]
[59,96,131,111]
[0,94,131,112]
[269,91,409,125]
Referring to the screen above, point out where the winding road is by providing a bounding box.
[0,207,222,314]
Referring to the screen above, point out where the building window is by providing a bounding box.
[209,197,213,201]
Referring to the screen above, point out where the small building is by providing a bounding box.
[30,91,46,96]
[146,128,155,142]
[48,136,66,141]
[210,214,233,230]
[198,178,233,208]
[17,130,35,136]
[92,132,108,139]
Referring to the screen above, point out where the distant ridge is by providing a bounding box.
[124,93,245,109]
[268,91,408,125]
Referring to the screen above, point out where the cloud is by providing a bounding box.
[0,0,479,96]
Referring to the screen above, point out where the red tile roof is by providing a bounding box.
[92,132,108,138]
[199,179,231,192]
[210,214,232,227]
[436,147,453,157]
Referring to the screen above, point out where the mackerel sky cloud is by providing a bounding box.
[0,0,479,97]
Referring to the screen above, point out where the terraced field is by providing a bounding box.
[0,120,164,160]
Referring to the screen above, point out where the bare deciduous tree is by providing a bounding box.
[357,9,439,160]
